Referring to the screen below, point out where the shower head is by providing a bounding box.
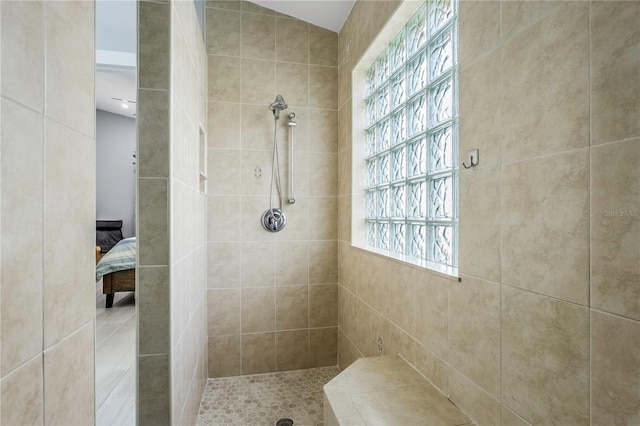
[269,95,288,118]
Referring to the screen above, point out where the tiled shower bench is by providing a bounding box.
[323,356,473,426]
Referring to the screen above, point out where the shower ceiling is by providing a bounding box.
[247,0,355,32]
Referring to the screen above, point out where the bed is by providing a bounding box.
[96,237,136,308]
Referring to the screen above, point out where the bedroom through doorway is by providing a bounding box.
[94,0,137,424]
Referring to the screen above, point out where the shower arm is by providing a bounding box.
[287,112,297,204]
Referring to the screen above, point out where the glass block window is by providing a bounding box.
[364,0,458,274]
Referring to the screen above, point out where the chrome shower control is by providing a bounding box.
[261,208,286,232]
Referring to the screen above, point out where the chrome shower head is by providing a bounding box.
[269,95,288,119]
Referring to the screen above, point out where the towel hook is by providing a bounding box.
[463,149,479,169]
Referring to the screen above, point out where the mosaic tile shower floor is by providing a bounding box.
[196,366,340,426]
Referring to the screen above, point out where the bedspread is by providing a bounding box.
[96,237,136,281]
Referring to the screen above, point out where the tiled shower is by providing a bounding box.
[205,1,340,377]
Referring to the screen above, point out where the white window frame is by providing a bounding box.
[351,0,459,277]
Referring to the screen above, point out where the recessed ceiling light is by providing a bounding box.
[121,103,129,109]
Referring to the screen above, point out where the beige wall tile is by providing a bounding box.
[501,1,562,41]
[208,335,241,377]
[309,109,338,153]
[414,343,449,395]
[338,195,352,243]
[502,406,531,426]
[309,66,338,110]
[240,196,276,242]
[337,328,361,370]
[276,17,309,64]
[242,1,274,16]
[337,147,351,198]
[43,119,95,348]
[278,197,310,240]
[276,330,310,371]
[591,1,640,145]
[338,99,352,153]
[414,272,448,358]
[309,241,338,284]
[242,12,275,60]
[385,262,413,334]
[309,197,338,240]
[310,327,338,367]
[591,139,640,320]
[275,62,309,108]
[242,332,276,374]
[309,24,338,67]
[449,369,501,426]
[0,0,43,110]
[309,152,338,196]
[241,241,275,287]
[240,104,274,150]
[502,285,589,425]
[458,1,500,69]
[139,266,170,354]
[208,55,241,102]
[241,287,275,332]
[207,0,241,11]
[208,102,241,149]
[0,355,44,425]
[459,166,500,281]
[449,276,501,399]
[241,58,275,104]
[240,149,273,196]
[591,310,640,426]
[276,241,309,286]
[501,2,589,163]
[208,289,241,335]
[206,8,241,56]
[44,323,95,426]
[459,50,501,169]
[138,89,169,178]
[138,1,169,90]
[309,284,338,328]
[355,299,373,356]
[276,285,309,330]
[138,354,170,425]
[208,149,241,195]
[208,242,241,288]
[501,150,590,305]
[1,100,43,375]
[207,196,240,242]
[381,318,414,364]
[370,0,390,39]
[138,178,169,266]
[45,0,94,137]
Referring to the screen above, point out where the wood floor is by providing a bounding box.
[95,282,136,426]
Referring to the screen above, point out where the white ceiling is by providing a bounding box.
[251,0,354,33]
[95,0,353,118]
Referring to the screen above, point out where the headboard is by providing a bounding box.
[96,220,124,253]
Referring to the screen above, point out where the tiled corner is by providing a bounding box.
[310,327,338,368]
[309,24,338,67]
[309,284,338,327]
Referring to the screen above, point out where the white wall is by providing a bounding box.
[96,109,136,237]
